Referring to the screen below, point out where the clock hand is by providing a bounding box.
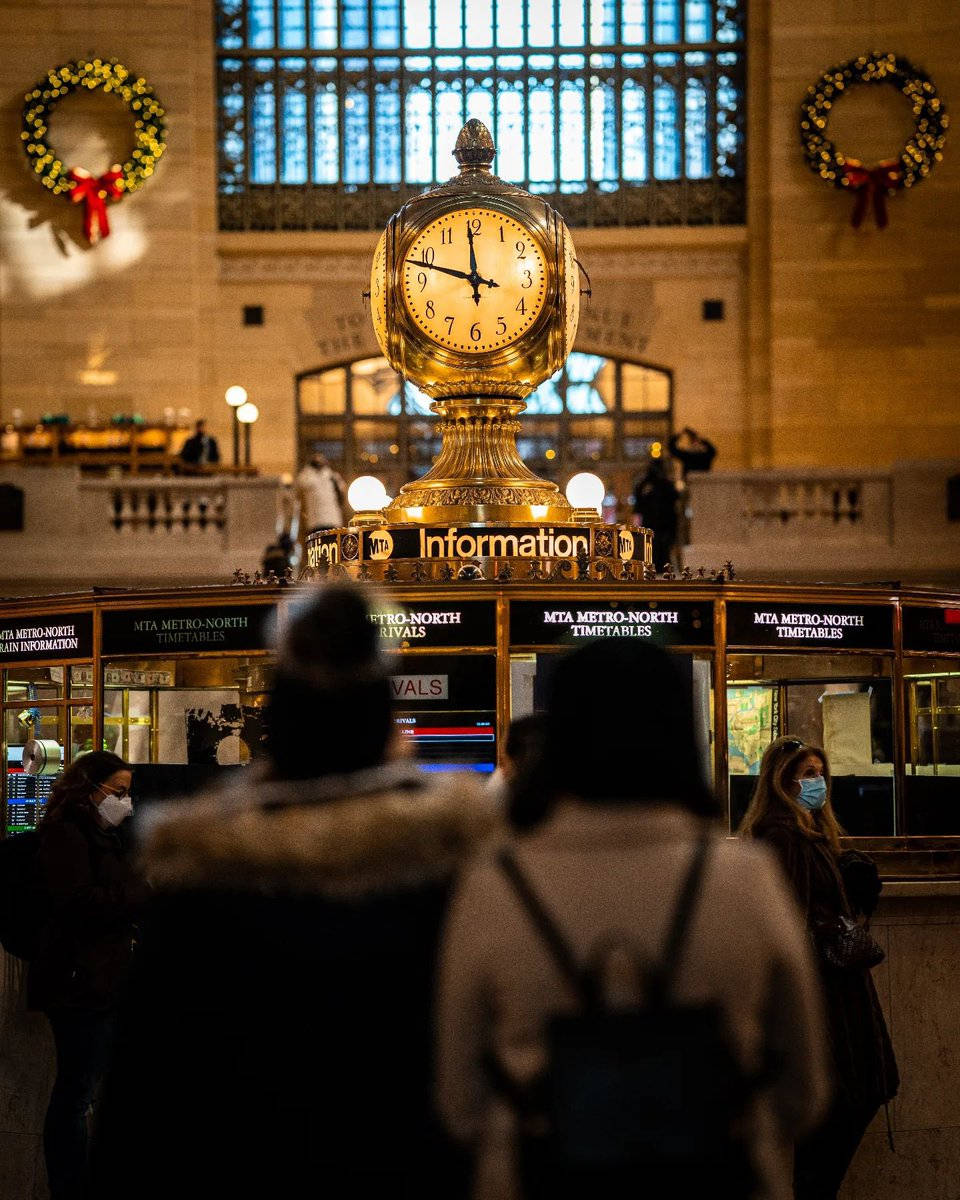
[407,257,499,291]
[407,257,472,282]
[465,223,483,307]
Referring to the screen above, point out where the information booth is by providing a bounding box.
[2,582,959,878]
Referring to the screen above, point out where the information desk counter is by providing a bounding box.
[2,581,959,877]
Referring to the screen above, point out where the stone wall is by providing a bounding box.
[841,888,960,1199]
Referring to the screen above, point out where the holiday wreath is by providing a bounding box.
[800,52,948,228]
[21,57,167,243]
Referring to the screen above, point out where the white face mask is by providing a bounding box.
[97,790,134,826]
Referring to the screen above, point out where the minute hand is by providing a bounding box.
[407,257,498,289]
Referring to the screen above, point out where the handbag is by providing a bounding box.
[815,854,885,971]
[817,913,885,971]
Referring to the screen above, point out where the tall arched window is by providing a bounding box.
[296,352,672,514]
[217,0,745,230]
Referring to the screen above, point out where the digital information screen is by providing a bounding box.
[5,745,60,833]
[392,654,497,774]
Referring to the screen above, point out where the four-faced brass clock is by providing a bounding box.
[372,121,579,401]
[370,120,582,522]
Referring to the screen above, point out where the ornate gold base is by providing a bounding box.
[384,398,573,525]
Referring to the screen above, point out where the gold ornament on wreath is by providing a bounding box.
[21,57,167,244]
[800,52,948,229]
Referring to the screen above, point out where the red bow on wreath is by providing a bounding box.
[68,166,124,243]
[841,159,902,230]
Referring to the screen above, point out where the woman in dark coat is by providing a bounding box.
[740,736,898,1200]
[91,583,495,1200]
[29,750,142,1200]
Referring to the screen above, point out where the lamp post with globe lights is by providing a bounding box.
[236,401,259,469]
[224,386,247,470]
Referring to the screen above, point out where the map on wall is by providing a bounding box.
[728,686,776,775]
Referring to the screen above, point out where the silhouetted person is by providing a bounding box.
[741,737,898,1200]
[178,419,220,469]
[92,583,494,1200]
[669,426,716,478]
[633,456,680,569]
[437,641,829,1200]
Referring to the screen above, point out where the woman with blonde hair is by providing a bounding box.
[741,736,898,1200]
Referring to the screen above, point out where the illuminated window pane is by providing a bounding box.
[300,369,346,414]
[466,0,493,47]
[248,0,275,47]
[404,0,431,47]
[342,0,368,48]
[251,70,277,183]
[311,0,338,49]
[653,84,680,179]
[279,0,307,47]
[352,359,403,413]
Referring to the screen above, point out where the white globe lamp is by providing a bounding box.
[235,401,259,469]
[224,385,247,407]
[347,475,389,526]
[565,472,605,522]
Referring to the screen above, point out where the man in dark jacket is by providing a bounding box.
[178,419,220,469]
[91,583,495,1200]
[633,456,680,570]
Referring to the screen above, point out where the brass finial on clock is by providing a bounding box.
[453,119,496,169]
[370,121,582,524]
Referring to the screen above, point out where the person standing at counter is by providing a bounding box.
[90,582,495,1200]
[28,751,142,1200]
[740,737,899,1200]
[177,418,220,470]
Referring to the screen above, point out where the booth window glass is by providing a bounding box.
[101,657,272,805]
[298,353,672,502]
[216,0,746,230]
[726,654,895,836]
[904,657,960,834]
[3,665,93,834]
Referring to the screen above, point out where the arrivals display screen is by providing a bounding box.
[391,654,497,773]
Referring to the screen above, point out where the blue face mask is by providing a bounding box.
[796,776,827,810]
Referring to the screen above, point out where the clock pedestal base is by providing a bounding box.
[384,398,573,525]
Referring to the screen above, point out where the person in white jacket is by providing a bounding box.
[296,451,346,532]
[436,640,830,1200]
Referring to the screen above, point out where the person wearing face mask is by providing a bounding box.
[740,737,898,1200]
[28,751,146,1200]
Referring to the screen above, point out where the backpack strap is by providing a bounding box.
[647,828,712,1006]
[497,849,597,1010]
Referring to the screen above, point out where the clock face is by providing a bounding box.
[401,207,548,354]
[370,231,388,354]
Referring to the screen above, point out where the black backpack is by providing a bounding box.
[492,834,759,1200]
[0,830,47,960]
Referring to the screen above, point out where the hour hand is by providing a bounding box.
[406,257,472,282]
